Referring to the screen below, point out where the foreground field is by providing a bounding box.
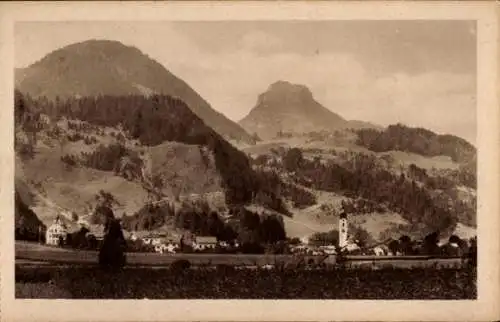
[16,266,476,299]
[16,241,466,269]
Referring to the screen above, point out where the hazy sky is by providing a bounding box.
[15,21,477,144]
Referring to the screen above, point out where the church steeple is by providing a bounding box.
[339,210,348,249]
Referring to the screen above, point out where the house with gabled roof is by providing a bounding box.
[46,215,68,246]
[193,236,217,251]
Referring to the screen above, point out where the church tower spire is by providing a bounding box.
[339,211,348,249]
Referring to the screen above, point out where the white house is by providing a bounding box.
[142,233,167,246]
[154,235,181,254]
[46,215,68,246]
[193,236,217,251]
[155,242,179,254]
[373,245,389,256]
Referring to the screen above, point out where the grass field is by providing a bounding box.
[16,241,466,269]
[15,265,476,299]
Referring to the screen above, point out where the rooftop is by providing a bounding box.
[195,236,217,244]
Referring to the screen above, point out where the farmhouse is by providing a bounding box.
[193,236,217,251]
[46,215,68,246]
[154,236,182,254]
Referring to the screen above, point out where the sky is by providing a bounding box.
[15,21,477,144]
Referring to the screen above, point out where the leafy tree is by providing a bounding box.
[398,235,414,255]
[422,231,441,255]
[349,224,373,248]
[68,226,90,249]
[95,190,119,208]
[309,230,339,247]
[388,240,400,255]
[91,204,115,226]
[259,215,286,244]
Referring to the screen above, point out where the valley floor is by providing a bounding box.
[16,266,476,300]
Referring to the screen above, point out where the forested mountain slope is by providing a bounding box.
[15,90,286,212]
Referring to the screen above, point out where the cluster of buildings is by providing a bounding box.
[45,210,472,257]
[289,211,361,255]
[45,215,105,246]
[45,210,357,255]
[290,211,474,257]
[130,232,235,254]
[45,216,227,254]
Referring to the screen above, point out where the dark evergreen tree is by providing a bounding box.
[99,218,127,270]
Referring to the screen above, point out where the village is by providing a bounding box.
[42,208,473,259]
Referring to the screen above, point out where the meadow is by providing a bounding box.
[16,265,476,299]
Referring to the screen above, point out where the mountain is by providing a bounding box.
[15,39,255,144]
[238,80,380,140]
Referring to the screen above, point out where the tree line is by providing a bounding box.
[355,123,476,164]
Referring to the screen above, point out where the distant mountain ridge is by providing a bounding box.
[15,39,255,144]
[238,80,380,140]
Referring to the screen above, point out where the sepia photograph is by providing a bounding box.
[1,1,499,322]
